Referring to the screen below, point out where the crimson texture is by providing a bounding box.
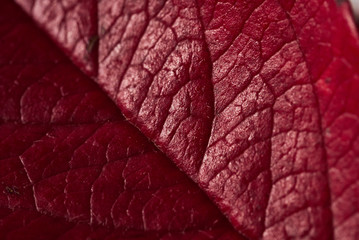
[1,0,359,239]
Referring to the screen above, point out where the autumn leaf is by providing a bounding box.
[1,0,359,239]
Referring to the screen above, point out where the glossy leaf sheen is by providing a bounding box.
[1,0,359,239]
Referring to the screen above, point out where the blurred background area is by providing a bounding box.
[349,0,359,22]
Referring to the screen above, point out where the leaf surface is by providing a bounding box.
[2,0,359,239]
[0,1,242,239]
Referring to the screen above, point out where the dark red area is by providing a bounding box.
[1,0,359,239]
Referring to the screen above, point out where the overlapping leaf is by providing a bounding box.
[1,0,359,239]
[0,1,242,239]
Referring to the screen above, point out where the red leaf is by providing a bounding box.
[0,1,242,239]
[2,0,359,239]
